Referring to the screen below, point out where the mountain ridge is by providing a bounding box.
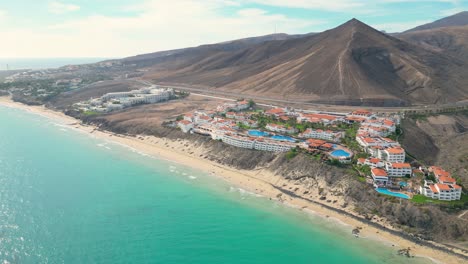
[114,18,468,106]
[405,11,468,32]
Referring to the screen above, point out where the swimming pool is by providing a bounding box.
[376,188,409,199]
[399,181,408,187]
[270,135,296,142]
[248,130,270,137]
[330,149,351,158]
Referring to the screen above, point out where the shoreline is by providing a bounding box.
[0,96,466,264]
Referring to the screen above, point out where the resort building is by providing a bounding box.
[350,109,373,117]
[194,115,213,125]
[296,113,342,125]
[428,166,457,184]
[183,113,195,122]
[178,120,193,133]
[226,112,246,120]
[298,128,344,142]
[265,124,297,134]
[358,158,384,168]
[222,134,295,152]
[420,180,462,201]
[385,162,412,177]
[356,136,400,149]
[265,108,287,117]
[377,147,405,163]
[371,168,389,185]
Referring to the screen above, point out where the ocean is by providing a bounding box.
[0,58,110,70]
[0,105,431,264]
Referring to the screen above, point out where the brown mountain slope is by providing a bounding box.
[399,25,468,62]
[404,11,468,32]
[122,19,468,106]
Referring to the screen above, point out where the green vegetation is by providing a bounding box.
[248,99,255,108]
[341,123,361,152]
[82,110,99,116]
[175,115,183,121]
[285,147,299,160]
[356,164,371,175]
[412,194,468,207]
[237,122,250,130]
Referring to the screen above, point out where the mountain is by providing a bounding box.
[405,11,468,32]
[119,33,307,67]
[399,25,468,63]
[118,19,468,106]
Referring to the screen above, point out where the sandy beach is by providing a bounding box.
[0,96,466,264]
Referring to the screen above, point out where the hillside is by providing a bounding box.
[399,25,468,63]
[117,19,468,106]
[401,112,468,186]
[405,11,468,32]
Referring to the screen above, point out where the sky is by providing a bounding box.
[1,0,467,58]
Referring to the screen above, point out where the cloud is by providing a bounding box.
[0,9,7,20]
[440,7,465,16]
[246,0,364,12]
[48,1,80,14]
[2,0,321,58]
[372,20,432,33]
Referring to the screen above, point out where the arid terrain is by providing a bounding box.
[102,18,468,106]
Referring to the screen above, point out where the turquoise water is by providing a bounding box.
[376,188,410,199]
[399,181,408,187]
[248,129,270,137]
[0,105,430,263]
[330,149,351,158]
[248,130,296,142]
[270,135,296,142]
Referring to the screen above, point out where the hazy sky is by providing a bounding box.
[1,0,467,58]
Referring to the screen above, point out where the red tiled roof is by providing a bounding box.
[438,176,456,184]
[390,163,411,169]
[179,120,192,125]
[372,168,388,177]
[386,147,404,154]
[435,184,451,191]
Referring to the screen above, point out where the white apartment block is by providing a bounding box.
[178,120,193,133]
[299,128,344,142]
[377,147,405,163]
[384,162,412,177]
[222,134,294,152]
[420,181,462,201]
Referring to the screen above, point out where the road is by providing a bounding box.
[135,79,468,113]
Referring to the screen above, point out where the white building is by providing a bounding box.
[222,134,295,152]
[377,147,405,163]
[384,162,412,177]
[265,124,297,134]
[299,128,344,142]
[358,158,384,168]
[420,181,462,201]
[356,136,400,149]
[371,168,389,185]
[178,120,193,133]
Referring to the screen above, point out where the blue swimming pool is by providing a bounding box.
[399,181,408,187]
[376,188,409,199]
[330,149,351,158]
[248,130,270,137]
[270,135,296,142]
